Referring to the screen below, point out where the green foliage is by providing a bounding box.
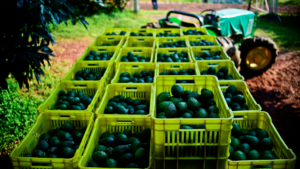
[0,0,88,89]
[103,0,129,13]
[278,0,300,6]
[0,80,40,155]
[255,14,300,50]
[50,10,157,39]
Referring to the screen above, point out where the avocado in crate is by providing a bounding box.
[87,128,151,168]
[183,29,205,35]
[97,43,112,47]
[159,40,186,48]
[23,122,86,160]
[84,49,113,61]
[156,84,221,119]
[130,32,153,37]
[222,85,249,111]
[160,68,196,76]
[157,32,180,37]
[190,39,215,47]
[202,66,234,80]
[52,90,94,110]
[106,31,126,36]
[230,122,276,162]
[119,70,155,83]
[194,51,222,60]
[74,68,107,81]
[104,95,150,115]
[121,51,151,63]
[157,51,189,63]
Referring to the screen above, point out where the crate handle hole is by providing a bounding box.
[60,115,70,118]
[98,49,108,51]
[165,31,171,33]
[126,87,137,90]
[201,49,211,51]
[132,65,139,68]
[74,85,87,87]
[137,39,145,41]
[139,31,146,32]
[176,80,195,83]
[196,38,201,40]
[171,66,180,68]
[167,39,173,42]
[169,50,177,53]
[88,64,99,66]
[108,38,114,40]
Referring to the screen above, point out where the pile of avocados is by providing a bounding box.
[223,85,249,111]
[160,68,196,75]
[194,51,222,60]
[23,122,85,166]
[106,31,126,36]
[87,128,151,168]
[121,52,151,63]
[74,68,106,81]
[156,32,180,37]
[159,41,186,48]
[190,40,215,46]
[183,29,205,35]
[104,95,150,115]
[156,84,220,118]
[230,122,276,166]
[157,51,189,63]
[201,67,234,80]
[51,90,94,110]
[84,50,114,61]
[130,32,153,37]
[118,70,154,83]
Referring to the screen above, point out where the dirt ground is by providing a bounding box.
[130,1,300,14]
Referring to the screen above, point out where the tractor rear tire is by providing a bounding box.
[239,36,278,76]
[217,37,241,70]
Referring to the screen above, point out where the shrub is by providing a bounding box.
[0,80,41,155]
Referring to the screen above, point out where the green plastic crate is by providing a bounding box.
[190,46,231,62]
[187,35,221,47]
[228,111,296,169]
[157,37,188,48]
[37,82,102,114]
[90,35,124,48]
[76,46,119,63]
[123,37,156,48]
[182,27,209,37]
[197,60,244,81]
[61,61,114,88]
[100,28,130,36]
[156,28,183,37]
[155,62,200,76]
[152,76,233,169]
[154,48,193,63]
[129,28,156,37]
[219,81,261,111]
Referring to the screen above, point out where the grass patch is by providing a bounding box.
[50,10,157,40]
[255,14,300,50]
[278,0,300,6]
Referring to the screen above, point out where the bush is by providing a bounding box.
[0,0,88,90]
[103,0,129,13]
[0,80,42,155]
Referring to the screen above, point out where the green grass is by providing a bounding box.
[278,0,300,6]
[255,14,300,50]
[50,10,157,40]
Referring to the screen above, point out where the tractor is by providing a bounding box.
[142,8,278,76]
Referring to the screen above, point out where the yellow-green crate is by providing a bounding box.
[37,82,102,114]
[100,28,130,37]
[219,81,261,111]
[156,28,183,37]
[114,47,154,69]
[182,27,209,37]
[95,84,154,118]
[10,112,94,169]
[78,116,153,169]
[155,62,200,76]
[111,63,157,84]
[152,76,233,169]
[154,48,193,63]
[190,46,231,62]
[61,61,114,88]
[129,28,156,37]
[197,60,244,81]
[76,46,119,63]
[90,35,124,48]
[123,37,156,48]
[187,35,221,47]
[157,37,188,48]
[228,111,296,169]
